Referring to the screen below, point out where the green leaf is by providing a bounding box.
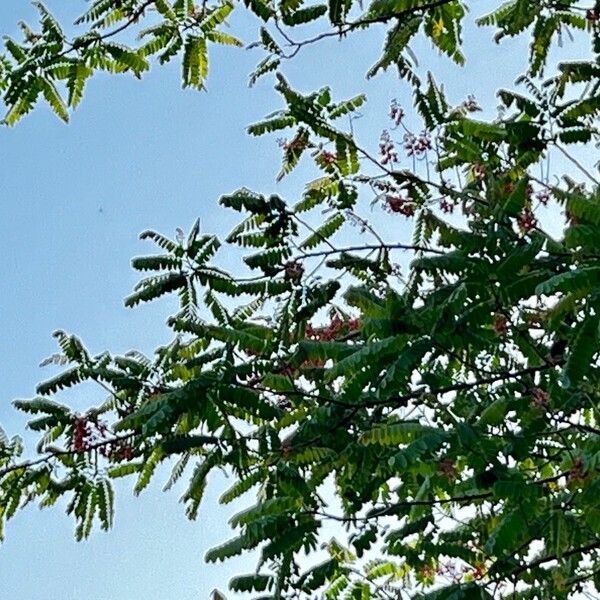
[536,267,600,296]
[478,397,510,427]
[40,79,69,122]
[300,213,345,249]
[360,422,435,446]
[282,5,327,25]
[328,0,350,25]
[563,313,600,388]
[182,35,208,89]
[229,574,273,592]
[484,509,526,555]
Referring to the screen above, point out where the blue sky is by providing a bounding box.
[0,2,588,598]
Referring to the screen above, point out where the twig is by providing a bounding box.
[554,143,599,186]
[278,0,458,59]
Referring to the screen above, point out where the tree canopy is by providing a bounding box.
[3,1,600,598]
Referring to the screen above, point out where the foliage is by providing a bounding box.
[3,0,600,599]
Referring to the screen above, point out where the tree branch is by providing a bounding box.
[279,0,459,58]
[0,433,135,478]
[508,541,600,579]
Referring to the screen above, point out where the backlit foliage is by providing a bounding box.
[3,1,600,599]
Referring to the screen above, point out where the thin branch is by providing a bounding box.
[553,143,600,186]
[307,473,567,522]
[507,541,600,579]
[0,433,135,478]
[239,364,558,411]
[306,492,494,521]
[292,213,338,252]
[566,421,600,436]
[59,0,156,60]
[371,364,558,408]
[278,0,458,58]
[0,428,225,479]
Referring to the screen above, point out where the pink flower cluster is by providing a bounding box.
[379,130,398,165]
[462,95,481,112]
[385,195,416,217]
[305,316,360,341]
[439,199,454,214]
[72,417,107,453]
[403,131,432,157]
[389,99,405,126]
[320,150,336,166]
[517,207,537,232]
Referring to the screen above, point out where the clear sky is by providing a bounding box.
[0,2,588,598]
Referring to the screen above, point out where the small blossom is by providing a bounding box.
[531,388,549,409]
[472,163,486,180]
[471,565,486,580]
[320,150,336,166]
[280,136,305,153]
[284,260,304,281]
[439,199,454,213]
[300,358,325,369]
[120,446,134,461]
[417,130,432,152]
[379,130,398,165]
[438,458,457,481]
[72,418,90,453]
[493,313,509,334]
[403,131,432,157]
[391,263,402,279]
[279,364,295,377]
[348,318,360,330]
[568,456,586,484]
[462,94,481,112]
[502,181,515,195]
[389,99,405,126]
[386,195,416,216]
[281,440,293,457]
[536,190,550,206]
[517,207,537,232]
[403,132,418,156]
